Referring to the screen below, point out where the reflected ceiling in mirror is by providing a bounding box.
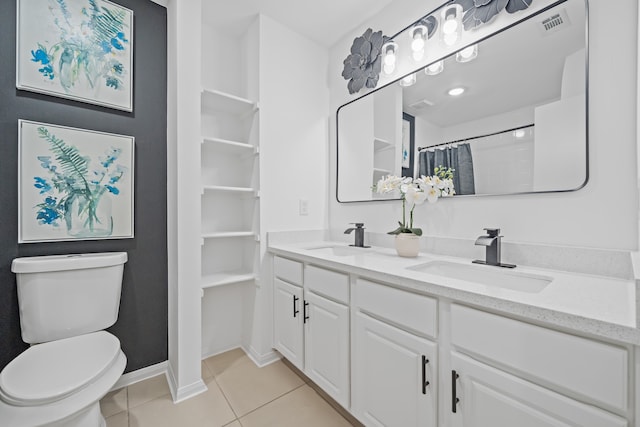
[337,0,588,202]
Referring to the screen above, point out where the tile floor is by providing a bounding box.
[100,348,360,427]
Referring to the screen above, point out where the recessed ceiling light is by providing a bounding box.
[448,87,465,96]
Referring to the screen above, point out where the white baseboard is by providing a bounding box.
[166,362,208,403]
[243,345,281,368]
[110,360,168,391]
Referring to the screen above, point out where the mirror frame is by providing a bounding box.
[336,0,589,203]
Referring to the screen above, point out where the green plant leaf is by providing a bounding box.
[409,228,423,236]
[37,127,89,190]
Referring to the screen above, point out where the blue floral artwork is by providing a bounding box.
[19,120,134,243]
[17,0,133,111]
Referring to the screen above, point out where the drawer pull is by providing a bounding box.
[452,370,460,413]
[303,301,310,323]
[292,295,299,318]
[421,355,430,394]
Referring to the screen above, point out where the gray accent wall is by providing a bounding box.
[0,0,168,373]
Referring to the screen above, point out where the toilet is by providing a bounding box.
[0,252,128,427]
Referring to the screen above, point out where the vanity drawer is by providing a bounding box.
[451,304,628,412]
[273,256,303,286]
[305,265,349,304]
[356,278,437,339]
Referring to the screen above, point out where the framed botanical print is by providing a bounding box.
[19,120,134,242]
[16,0,134,111]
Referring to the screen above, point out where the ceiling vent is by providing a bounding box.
[409,99,435,110]
[538,8,571,35]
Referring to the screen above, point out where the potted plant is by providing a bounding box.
[374,167,454,257]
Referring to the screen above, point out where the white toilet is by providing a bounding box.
[0,252,128,427]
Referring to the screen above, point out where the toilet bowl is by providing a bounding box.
[0,253,127,426]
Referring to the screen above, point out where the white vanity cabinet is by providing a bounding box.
[352,279,438,427]
[448,304,629,427]
[272,257,350,408]
[269,250,635,427]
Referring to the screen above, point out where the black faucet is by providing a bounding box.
[344,223,370,248]
[472,228,516,268]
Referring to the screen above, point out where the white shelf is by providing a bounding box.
[373,168,392,175]
[202,137,257,155]
[201,88,258,116]
[202,185,259,196]
[374,138,394,151]
[201,231,257,240]
[201,270,256,290]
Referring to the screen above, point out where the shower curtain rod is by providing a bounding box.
[417,123,534,152]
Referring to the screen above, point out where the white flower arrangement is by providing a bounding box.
[374,167,455,235]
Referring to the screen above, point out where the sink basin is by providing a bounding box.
[305,245,372,257]
[407,261,552,293]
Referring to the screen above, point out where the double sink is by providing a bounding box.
[304,244,552,294]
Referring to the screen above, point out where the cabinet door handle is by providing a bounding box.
[452,370,460,413]
[292,295,299,317]
[421,355,430,394]
[303,301,309,323]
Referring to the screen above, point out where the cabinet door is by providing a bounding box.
[273,278,304,370]
[304,291,350,408]
[449,352,627,427]
[352,312,437,427]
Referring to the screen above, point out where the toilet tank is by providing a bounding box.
[11,252,128,344]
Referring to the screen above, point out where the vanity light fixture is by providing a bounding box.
[425,60,444,76]
[382,41,399,75]
[410,24,428,61]
[448,87,465,96]
[456,44,478,63]
[441,4,463,46]
[399,73,417,87]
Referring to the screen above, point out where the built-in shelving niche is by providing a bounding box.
[199,20,260,360]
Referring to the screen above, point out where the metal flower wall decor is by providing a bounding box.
[342,28,387,94]
[454,0,534,30]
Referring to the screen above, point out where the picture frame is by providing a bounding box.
[16,0,134,112]
[18,120,135,243]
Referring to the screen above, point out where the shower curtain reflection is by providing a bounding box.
[419,143,475,195]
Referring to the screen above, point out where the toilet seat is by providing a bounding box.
[0,331,120,407]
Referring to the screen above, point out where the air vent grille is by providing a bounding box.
[538,8,570,35]
[409,99,435,110]
[542,14,563,31]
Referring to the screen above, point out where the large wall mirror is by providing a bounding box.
[337,0,587,202]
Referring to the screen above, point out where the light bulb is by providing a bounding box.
[448,87,465,96]
[399,73,417,87]
[442,18,458,35]
[443,32,459,46]
[411,37,425,52]
[513,129,526,138]
[425,60,444,76]
[440,4,462,47]
[384,54,396,66]
[456,44,478,62]
[381,42,398,75]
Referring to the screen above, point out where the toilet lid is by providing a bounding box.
[0,331,121,406]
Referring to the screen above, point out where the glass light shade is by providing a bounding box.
[513,129,526,138]
[399,73,417,87]
[441,4,463,47]
[425,60,444,76]
[411,25,427,51]
[456,44,478,62]
[382,41,398,75]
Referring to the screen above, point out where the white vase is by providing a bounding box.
[395,233,421,257]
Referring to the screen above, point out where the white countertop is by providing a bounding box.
[269,240,639,345]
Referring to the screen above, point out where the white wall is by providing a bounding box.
[328,0,639,250]
[247,14,329,358]
[260,15,329,233]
